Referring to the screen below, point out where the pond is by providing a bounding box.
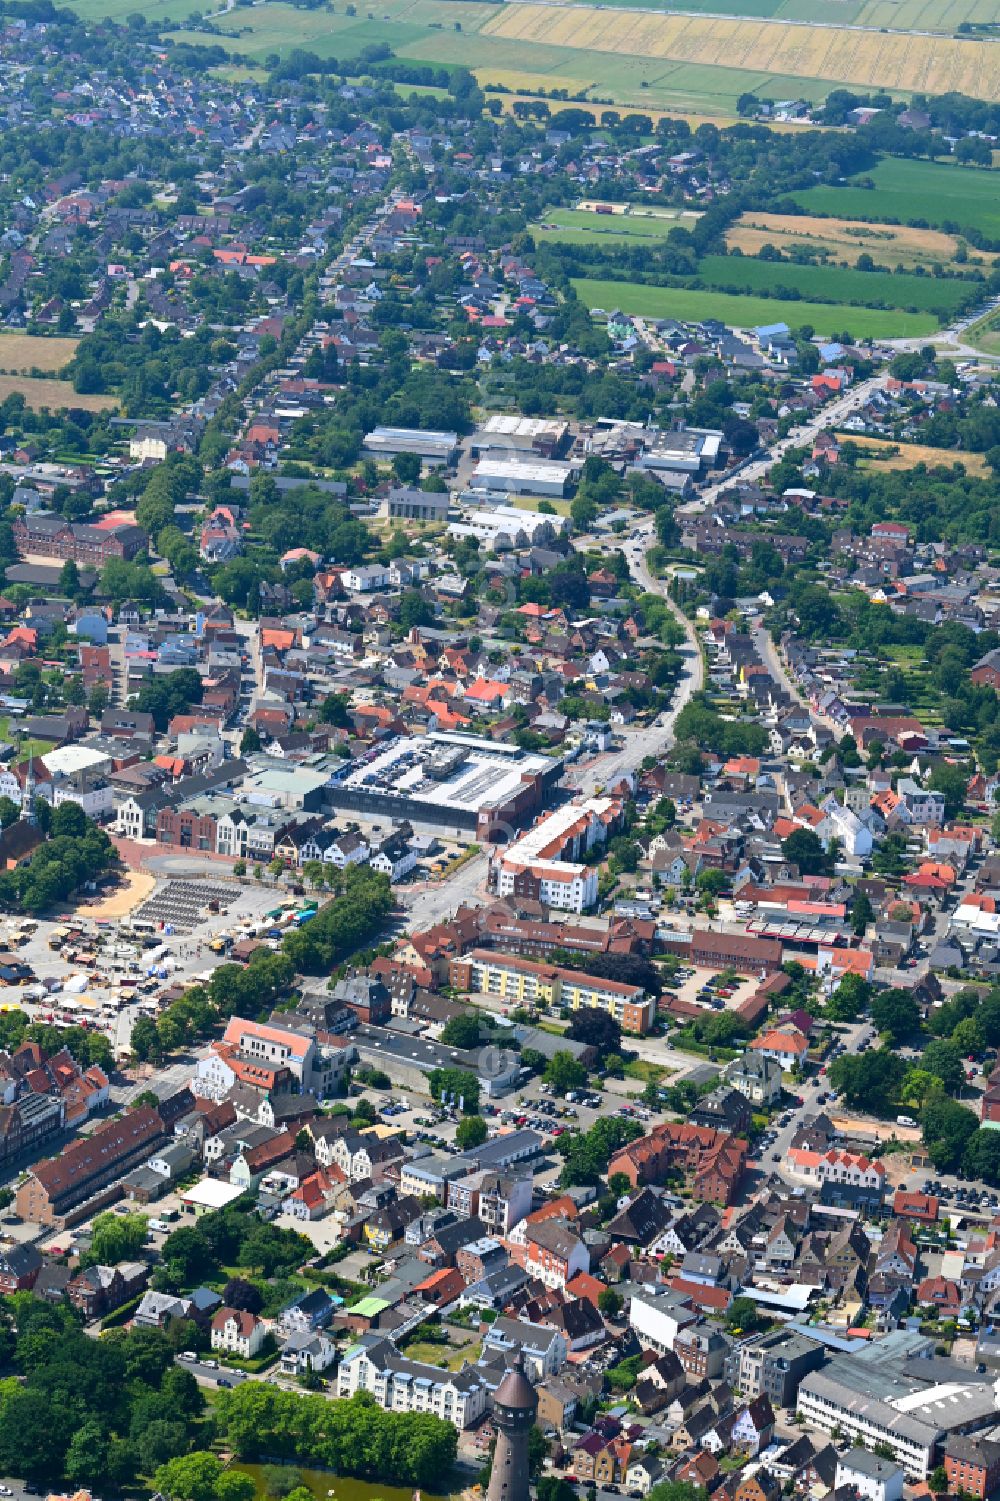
[235,1461,459,1501]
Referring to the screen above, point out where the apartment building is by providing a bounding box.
[449,949,655,1034]
[490,797,621,914]
[337,1334,488,1428]
[211,1306,266,1359]
[725,1329,825,1407]
[944,1435,1000,1500]
[446,1171,532,1236]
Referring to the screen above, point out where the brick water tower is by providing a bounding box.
[487,1352,538,1501]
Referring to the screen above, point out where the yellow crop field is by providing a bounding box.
[725,211,971,268]
[0,375,117,412]
[0,333,79,373]
[838,434,988,476]
[478,69,595,93]
[481,5,1000,101]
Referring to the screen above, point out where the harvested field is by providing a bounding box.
[0,334,79,373]
[481,4,1000,100]
[0,375,118,412]
[838,433,989,475]
[725,211,970,269]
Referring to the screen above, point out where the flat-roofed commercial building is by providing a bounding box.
[362,426,458,467]
[327,731,560,841]
[470,458,573,498]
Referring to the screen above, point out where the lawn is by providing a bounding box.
[0,718,56,761]
[156,0,890,117]
[0,333,79,373]
[696,252,975,316]
[571,277,941,338]
[401,1337,482,1370]
[67,0,206,17]
[793,158,1000,241]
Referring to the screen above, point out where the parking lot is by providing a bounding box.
[662,962,761,1015]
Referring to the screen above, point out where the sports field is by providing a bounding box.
[726,212,970,270]
[481,4,1000,100]
[793,158,1000,240]
[697,253,976,315]
[571,277,941,338]
[0,334,79,373]
[531,205,699,246]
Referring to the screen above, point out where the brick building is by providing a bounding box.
[15,1105,165,1224]
[608,1122,747,1205]
[944,1435,1000,1500]
[156,805,218,853]
[689,929,783,974]
[14,514,146,564]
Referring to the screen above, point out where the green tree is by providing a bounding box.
[455,1115,488,1150]
[80,1210,147,1267]
[440,1012,482,1050]
[428,1067,479,1113]
[850,888,874,937]
[870,988,921,1044]
[828,1050,907,1115]
[963,1128,1000,1185]
[781,827,829,876]
[726,1296,763,1333]
[696,868,729,896]
[155,1454,230,1501]
[921,1094,978,1173]
[928,762,969,820]
[543,1050,588,1094]
[922,1038,965,1095]
[598,1287,623,1319]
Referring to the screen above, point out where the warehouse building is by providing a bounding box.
[470,415,571,459]
[362,426,459,467]
[796,1335,1000,1479]
[636,426,723,475]
[470,457,574,498]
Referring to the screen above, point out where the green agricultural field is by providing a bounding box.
[793,158,1000,241]
[696,253,976,316]
[571,277,941,337]
[155,1,854,117]
[68,0,205,18]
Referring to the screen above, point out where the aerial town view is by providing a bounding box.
[5,4,1000,1501]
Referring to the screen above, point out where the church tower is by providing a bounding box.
[487,1351,537,1501]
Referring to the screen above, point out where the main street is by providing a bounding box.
[676,371,889,518]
